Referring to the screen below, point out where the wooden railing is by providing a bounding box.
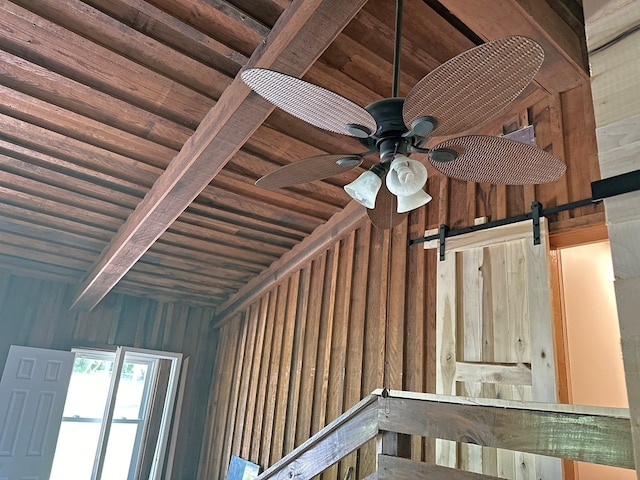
[256,389,633,480]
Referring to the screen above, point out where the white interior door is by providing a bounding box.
[0,345,75,480]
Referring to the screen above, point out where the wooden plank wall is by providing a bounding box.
[0,270,217,480]
[200,81,605,480]
[584,0,640,473]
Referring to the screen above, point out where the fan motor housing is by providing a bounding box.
[363,98,416,162]
[365,98,407,138]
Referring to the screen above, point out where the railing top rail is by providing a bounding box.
[255,389,633,479]
[378,393,633,469]
[373,389,630,418]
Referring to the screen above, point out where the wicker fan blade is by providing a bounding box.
[242,68,377,137]
[255,154,363,189]
[367,183,408,230]
[429,135,566,185]
[403,36,544,137]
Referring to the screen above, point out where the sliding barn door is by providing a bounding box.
[427,218,561,479]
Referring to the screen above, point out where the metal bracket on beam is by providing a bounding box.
[439,224,449,261]
[531,201,543,245]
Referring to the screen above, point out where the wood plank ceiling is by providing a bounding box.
[0,0,585,311]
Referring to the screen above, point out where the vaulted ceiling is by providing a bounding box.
[0,0,586,312]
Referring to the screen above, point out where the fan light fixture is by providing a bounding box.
[386,156,431,213]
[344,156,431,213]
[344,166,384,209]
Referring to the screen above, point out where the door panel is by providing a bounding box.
[0,346,74,480]
[428,219,560,479]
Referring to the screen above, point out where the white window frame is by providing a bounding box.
[64,346,182,480]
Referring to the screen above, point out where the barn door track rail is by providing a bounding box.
[409,169,640,260]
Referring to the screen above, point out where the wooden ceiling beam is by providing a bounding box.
[227,0,289,28]
[70,0,369,311]
[437,0,589,93]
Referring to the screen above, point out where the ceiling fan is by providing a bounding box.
[241,2,566,230]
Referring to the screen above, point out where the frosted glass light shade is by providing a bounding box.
[344,171,382,209]
[386,156,430,213]
[386,156,428,196]
[397,189,432,213]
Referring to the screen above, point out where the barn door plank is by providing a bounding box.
[435,252,458,468]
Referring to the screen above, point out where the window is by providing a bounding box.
[50,347,182,480]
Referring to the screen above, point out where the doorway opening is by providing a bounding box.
[50,347,182,480]
[555,239,633,480]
